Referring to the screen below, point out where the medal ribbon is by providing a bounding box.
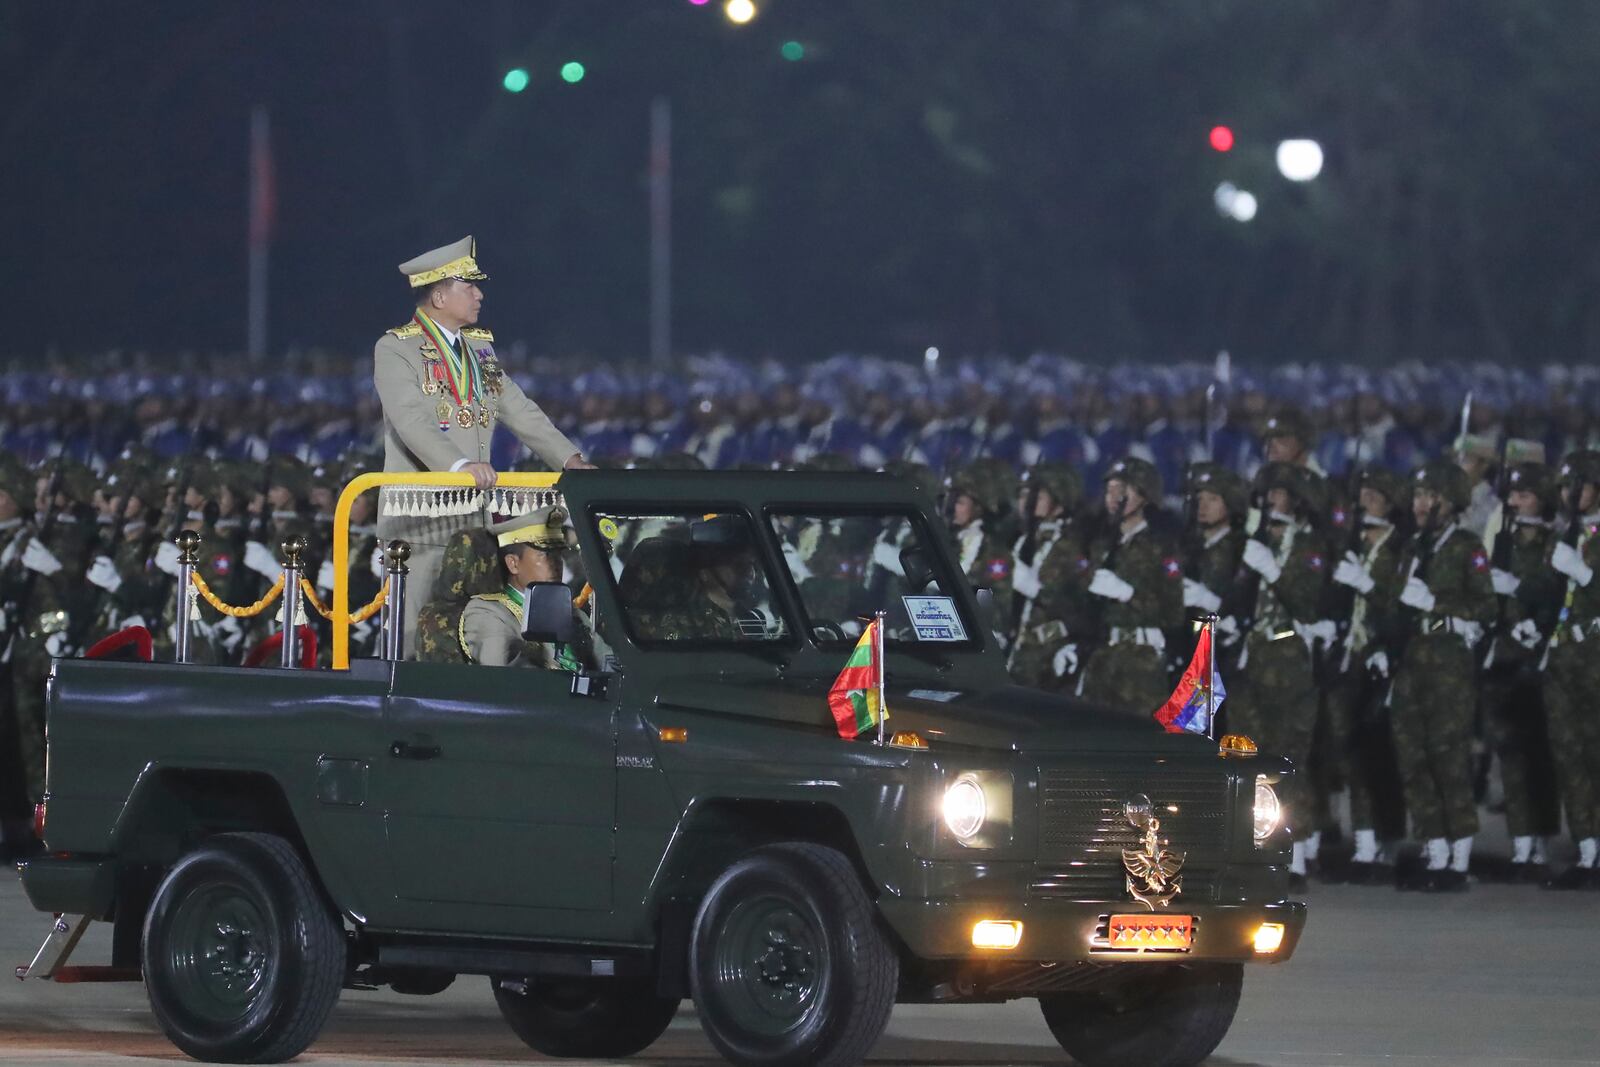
[414,310,480,407]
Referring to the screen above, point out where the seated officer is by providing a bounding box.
[460,506,594,670]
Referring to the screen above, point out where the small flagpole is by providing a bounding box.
[874,609,887,746]
[1205,612,1218,740]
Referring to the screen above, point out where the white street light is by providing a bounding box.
[724,0,756,24]
[1213,182,1258,223]
[1276,139,1324,182]
[1230,190,1258,222]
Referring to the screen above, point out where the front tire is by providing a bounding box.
[142,832,345,1063]
[690,842,898,1067]
[492,976,679,1057]
[1039,962,1243,1067]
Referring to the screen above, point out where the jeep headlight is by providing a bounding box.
[942,776,987,842]
[1253,776,1282,843]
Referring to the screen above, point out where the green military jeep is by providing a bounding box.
[20,470,1304,1067]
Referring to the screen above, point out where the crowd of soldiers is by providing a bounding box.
[2,349,1599,897]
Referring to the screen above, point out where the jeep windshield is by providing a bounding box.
[595,509,794,646]
[767,510,981,649]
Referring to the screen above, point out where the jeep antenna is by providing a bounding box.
[875,609,888,745]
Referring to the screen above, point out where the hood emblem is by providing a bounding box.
[1121,793,1186,911]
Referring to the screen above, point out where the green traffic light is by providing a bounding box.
[502,68,530,93]
[780,40,804,61]
[561,61,585,84]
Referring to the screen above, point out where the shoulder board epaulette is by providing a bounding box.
[461,326,495,341]
[388,322,422,338]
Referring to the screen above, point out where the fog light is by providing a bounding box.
[1254,922,1285,954]
[972,920,1023,950]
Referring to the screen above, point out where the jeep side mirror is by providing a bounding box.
[521,581,576,644]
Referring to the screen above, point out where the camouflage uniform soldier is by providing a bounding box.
[1541,451,1600,890]
[1008,463,1094,690]
[84,467,166,641]
[1325,467,1410,883]
[0,460,40,858]
[1480,460,1563,881]
[1180,463,1247,674]
[945,467,1015,640]
[1079,458,1182,717]
[1228,462,1330,886]
[1392,462,1496,892]
[7,461,98,812]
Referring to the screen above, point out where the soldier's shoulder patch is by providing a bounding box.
[461,326,495,341]
[1076,555,1091,571]
[986,557,1011,581]
[1330,507,1349,528]
[1306,553,1325,571]
[1470,549,1489,572]
[213,554,232,576]
[1162,556,1182,579]
[387,322,422,338]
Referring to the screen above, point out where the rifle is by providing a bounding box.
[68,478,135,652]
[1220,488,1272,641]
[1008,482,1042,641]
[1532,478,1586,666]
[1085,492,1130,649]
[1386,499,1443,689]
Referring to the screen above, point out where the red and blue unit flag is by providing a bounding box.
[1154,623,1225,736]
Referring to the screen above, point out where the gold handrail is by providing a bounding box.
[331,471,563,669]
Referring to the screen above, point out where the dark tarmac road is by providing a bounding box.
[2,867,1596,1066]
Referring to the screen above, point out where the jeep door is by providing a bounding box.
[372,661,616,936]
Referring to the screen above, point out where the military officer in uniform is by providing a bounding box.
[1180,462,1247,672]
[944,466,1015,639]
[374,236,592,654]
[460,505,593,670]
[1540,451,1600,890]
[1007,462,1093,690]
[1391,462,1495,891]
[1079,457,1182,717]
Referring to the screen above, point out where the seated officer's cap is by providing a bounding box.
[399,235,489,289]
[491,506,575,551]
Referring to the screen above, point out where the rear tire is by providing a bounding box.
[492,975,678,1057]
[690,842,897,1067]
[1038,962,1243,1067]
[142,832,345,1063]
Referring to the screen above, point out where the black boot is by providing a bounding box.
[1543,866,1598,891]
[1419,869,1470,893]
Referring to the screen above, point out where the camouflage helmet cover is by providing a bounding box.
[1559,449,1600,488]
[1103,456,1162,504]
[1261,407,1313,446]
[1358,466,1410,517]
[1504,462,1557,508]
[1022,461,1083,512]
[1185,462,1248,517]
[1412,461,1471,511]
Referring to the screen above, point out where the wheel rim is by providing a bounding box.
[709,891,825,1038]
[164,880,273,1026]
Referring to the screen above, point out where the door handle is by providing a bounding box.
[390,739,442,760]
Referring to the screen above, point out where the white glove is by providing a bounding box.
[870,540,904,576]
[87,555,123,592]
[1241,539,1281,584]
[1088,568,1134,602]
[370,545,387,580]
[213,615,245,655]
[121,613,148,632]
[244,540,280,580]
[1365,649,1390,678]
[1332,554,1375,594]
[1216,615,1241,645]
[1490,568,1520,596]
[1051,642,1079,677]
[1302,619,1337,648]
[1012,560,1042,600]
[1510,618,1541,650]
[781,542,814,585]
[45,632,72,658]
[154,541,182,576]
[1552,542,1594,587]
[1400,576,1436,612]
[21,539,63,576]
[1182,578,1221,613]
[316,559,337,593]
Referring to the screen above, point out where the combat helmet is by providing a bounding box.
[1412,461,1472,512]
[1261,408,1313,449]
[1103,456,1162,505]
[1358,466,1410,521]
[1558,449,1600,491]
[1504,462,1557,514]
[1021,461,1083,514]
[946,464,1010,517]
[1186,462,1248,519]
[1255,461,1327,519]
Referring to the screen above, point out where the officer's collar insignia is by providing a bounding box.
[1121,794,1185,911]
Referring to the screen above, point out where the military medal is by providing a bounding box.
[455,406,475,429]
[478,407,491,428]
[436,398,452,430]
[422,379,439,396]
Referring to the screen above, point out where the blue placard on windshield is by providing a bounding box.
[902,595,968,642]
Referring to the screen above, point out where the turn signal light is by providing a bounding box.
[971,920,1023,950]
[33,802,46,840]
[658,727,688,744]
[1253,922,1285,954]
[1219,734,1258,757]
[889,731,927,749]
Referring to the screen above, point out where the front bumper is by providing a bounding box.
[878,896,1307,964]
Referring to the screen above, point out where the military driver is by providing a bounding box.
[460,506,593,670]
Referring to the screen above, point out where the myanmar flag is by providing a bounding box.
[828,619,886,740]
[1154,622,1226,736]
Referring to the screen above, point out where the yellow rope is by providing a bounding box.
[301,577,388,623]
[191,571,284,618]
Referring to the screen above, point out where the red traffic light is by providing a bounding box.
[1209,126,1235,152]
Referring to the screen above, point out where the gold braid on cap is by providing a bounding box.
[408,254,489,288]
[498,507,573,550]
